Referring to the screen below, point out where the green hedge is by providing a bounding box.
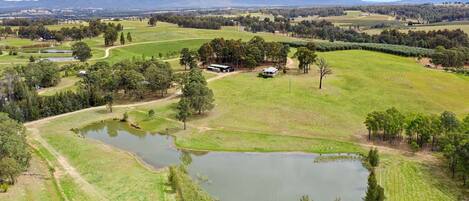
[169,166,214,201]
[285,41,435,57]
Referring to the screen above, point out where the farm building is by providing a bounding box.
[262,67,279,77]
[207,64,235,73]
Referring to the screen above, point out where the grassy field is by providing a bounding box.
[30,105,174,201]
[18,49,468,201]
[184,51,468,143]
[0,20,304,66]
[364,21,469,35]
[377,155,465,201]
[38,76,80,96]
[295,10,402,28]
[2,19,468,201]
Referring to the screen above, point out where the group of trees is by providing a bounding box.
[431,46,469,67]
[176,68,214,129]
[374,29,469,49]
[82,59,174,110]
[198,36,290,69]
[0,57,174,122]
[150,14,235,30]
[16,19,123,43]
[18,60,61,88]
[0,64,104,122]
[0,113,30,191]
[1,18,58,26]
[364,108,469,185]
[235,15,291,34]
[293,43,333,89]
[355,4,469,23]
[291,20,469,49]
[264,7,345,18]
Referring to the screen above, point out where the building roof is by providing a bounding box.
[209,64,232,69]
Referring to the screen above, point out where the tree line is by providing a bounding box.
[1,18,58,26]
[430,46,469,68]
[80,59,174,112]
[16,19,123,42]
[149,14,235,30]
[353,4,469,23]
[285,40,434,57]
[263,7,345,18]
[0,58,174,122]
[291,20,469,49]
[197,36,290,69]
[364,108,469,185]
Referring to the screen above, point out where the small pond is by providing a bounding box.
[81,121,369,201]
[40,49,73,54]
[41,57,76,62]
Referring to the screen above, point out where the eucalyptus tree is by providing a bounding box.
[294,47,316,74]
[316,57,332,89]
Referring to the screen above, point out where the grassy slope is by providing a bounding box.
[174,50,468,201]
[38,76,79,96]
[185,50,468,143]
[27,50,469,201]
[34,105,173,201]
[377,154,465,201]
[84,21,303,62]
[296,10,400,28]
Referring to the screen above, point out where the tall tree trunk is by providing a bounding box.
[368,129,371,141]
[319,76,323,89]
[183,121,186,130]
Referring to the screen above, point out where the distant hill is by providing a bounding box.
[0,0,446,9]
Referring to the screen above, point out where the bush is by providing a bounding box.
[121,112,129,122]
[411,141,420,153]
[0,183,9,193]
[148,109,155,118]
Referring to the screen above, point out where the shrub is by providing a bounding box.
[148,109,155,118]
[121,112,129,122]
[0,183,9,193]
[411,141,420,153]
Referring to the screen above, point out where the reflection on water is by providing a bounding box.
[41,49,73,53]
[41,57,76,62]
[82,121,369,201]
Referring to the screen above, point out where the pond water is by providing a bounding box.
[41,57,76,62]
[81,121,369,201]
[40,49,73,54]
